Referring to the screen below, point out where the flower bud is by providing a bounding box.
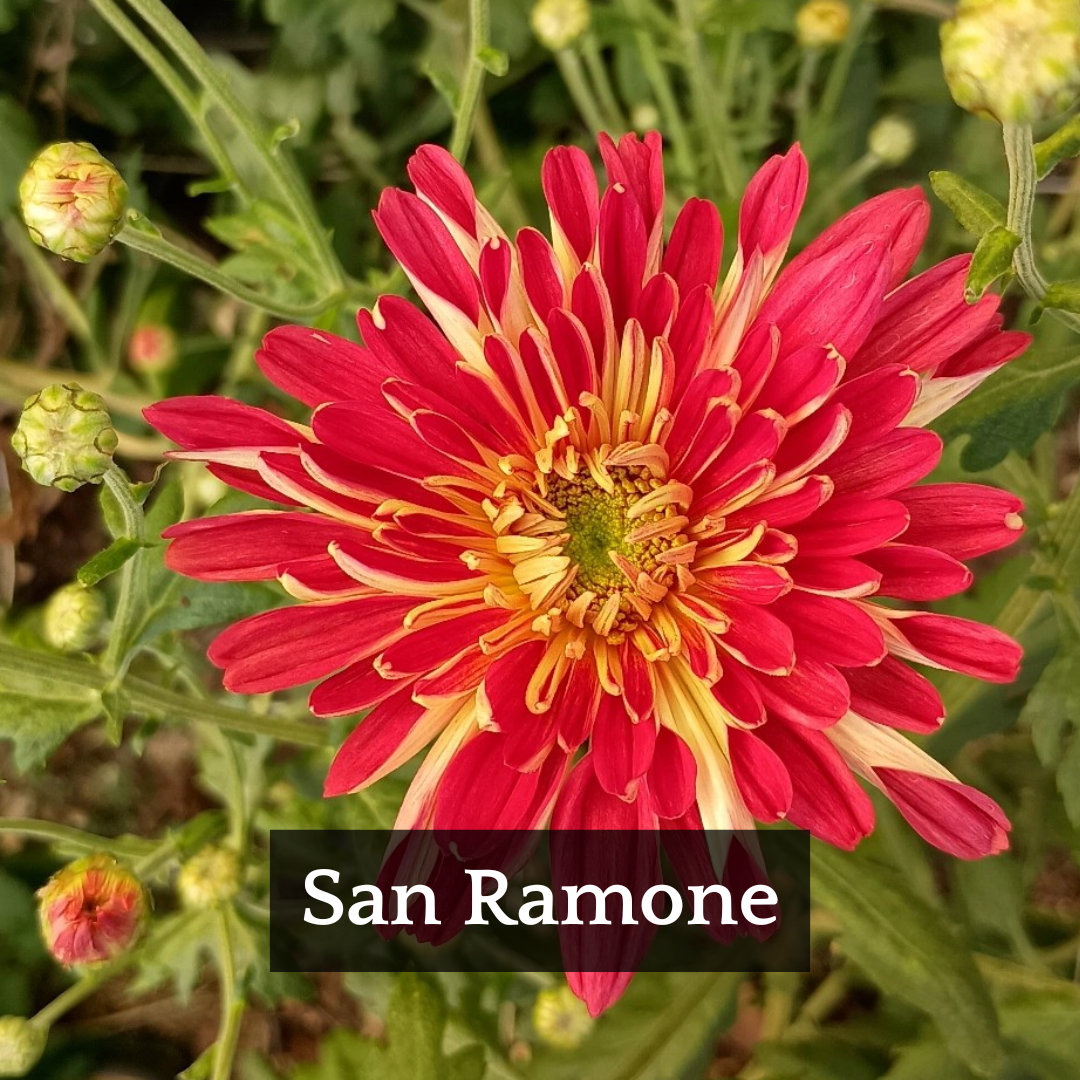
[868,115,917,165]
[38,854,148,967]
[0,1017,46,1078]
[941,0,1080,123]
[177,846,241,909]
[796,0,851,49]
[11,383,118,493]
[532,984,594,1050]
[19,142,128,263]
[127,323,178,375]
[531,0,591,52]
[42,583,107,653]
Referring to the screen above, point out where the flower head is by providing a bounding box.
[38,854,148,967]
[796,0,851,49]
[533,984,594,1049]
[531,0,591,51]
[19,142,128,263]
[148,133,1027,1012]
[42,583,107,653]
[12,383,117,492]
[176,845,241,908]
[941,0,1080,123]
[868,115,917,166]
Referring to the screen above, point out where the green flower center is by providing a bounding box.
[545,465,686,606]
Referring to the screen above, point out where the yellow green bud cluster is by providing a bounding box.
[530,0,591,52]
[941,0,1080,124]
[0,1017,46,1078]
[19,142,128,263]
[11,383,117,493]
[177,845,242,909]
[868,115,918,165]
[796,0,851,49]
[532,984,594,1050]
[42,583,107,653]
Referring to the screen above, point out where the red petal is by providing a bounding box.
[755,656,851,729]
[792,496,909,557]
[738,145,808,257]
[663,197,723,294]
[877,770,1010,859]
[646,726,697,819]
[896,483,1024,560]
[592,694,656,798]
[407,143,477,236]
[756,722,874,849]
[542,144,600,263]
[890,612,1022,683]
[256,325,378,408]
[842,656,944,733]
[772,591,886,667]
[728,727,793,822]
[863,543,973,601]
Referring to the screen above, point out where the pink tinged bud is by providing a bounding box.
[128,324,179,374]
[19,142,128,263]
[37,854,148,967]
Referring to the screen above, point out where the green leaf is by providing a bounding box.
[753,1034,884,1080]
[929,172,1007,239]
[811,844,1002,1075]
[136,577,282,645]
[1035,113,1080,179]
[0,94,36,211]
[0,687,102,771]
[478,46,509,77]
[964,226,1019,302]
[1022,645,1080,826]
[932,344,1080,471]
[278,974,484,1080]
[1041,279,1080,316]
[528,972,742,1080]
[129,909,214,1003]
[77,537,148,587]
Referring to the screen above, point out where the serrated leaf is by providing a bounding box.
[932,344,1080,470]
[1041,279,1080,315]
[811,844,1002,1075]
[1021,647,1080,826]
[1035,113,1080,179]
[964,226,1019,302]
[0,688,102,771]
[129,909,214,1003]
[278,973,482,1080]
[929,171,1007,239]
[77,537,148,586]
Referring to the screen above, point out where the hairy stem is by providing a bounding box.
[449,0,492,161]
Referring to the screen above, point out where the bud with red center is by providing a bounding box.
[37,854,149,967]
[128,324,178,375]
[19,142,128,263]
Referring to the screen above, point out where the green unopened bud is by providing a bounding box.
[630,102,661,133]
[0,1017,46,1078]
[941,0,1080,124]
[127,323,178,375]
[38,854,149,967]
[796,0,851,48]
[868,115,918,165]
[11,384,117,493]
[42,583,107,653]
[19,142,128,263]
[532,984,593,1050]
[177,846,241,909]
[530,0,591,52]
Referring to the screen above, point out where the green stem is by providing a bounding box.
[673,0,743,197]
[793,48,822,143]
[116,218,340,320]
[87,0,236,187]
[581,33,627,132]
[621,0,695,187]
[555,50,609,136]
[210,908,245,1080]
[0,818,155,858]
[118,0,345,291]
[32,963,122,1030]
[759,971,800,1040]
[874,0,955,17]
[813,2,873,136]
[449,0,491,162]
[1003,123,1080,334]
[101,465,146,678]
[0,643,327,747]
[3,222,99,356]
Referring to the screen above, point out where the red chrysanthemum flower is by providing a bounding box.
[148,133,1027,904]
